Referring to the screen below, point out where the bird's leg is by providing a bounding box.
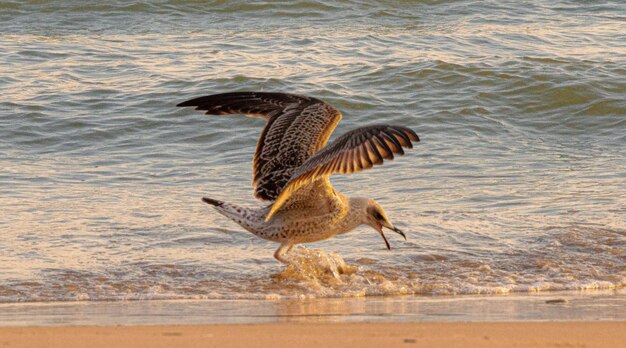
[274,244,290,264]
[286,244,296,253]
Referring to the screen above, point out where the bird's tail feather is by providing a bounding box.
[201,197,263,233]
[202,197,224,206]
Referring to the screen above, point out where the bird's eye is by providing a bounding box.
[374,212,383,220]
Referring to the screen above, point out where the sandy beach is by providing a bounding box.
[1,322,624,348]
[3,293,623,347]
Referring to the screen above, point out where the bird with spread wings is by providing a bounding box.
[177,92,419,263]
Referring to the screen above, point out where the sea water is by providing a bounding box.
[0,0,624,303]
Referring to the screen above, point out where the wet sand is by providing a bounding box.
[2,291,625,326]
[2,292,624,347]
[1,322,625,348]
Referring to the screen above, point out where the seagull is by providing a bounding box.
[177,92,419,263]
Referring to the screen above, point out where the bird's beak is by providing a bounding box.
[377,221,407,250]
[378,226,391,250]
[390,225,407,240]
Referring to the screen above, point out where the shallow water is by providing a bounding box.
[2,290,625,326]
[1,0,625,303]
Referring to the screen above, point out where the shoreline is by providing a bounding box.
[1,289,624,327]
[1,322,625,348]
[2,290,624,347]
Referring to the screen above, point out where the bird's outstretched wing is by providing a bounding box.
[266,124,419,221]
[177,92,342,201]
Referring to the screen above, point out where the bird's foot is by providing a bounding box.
[274,244,292,264]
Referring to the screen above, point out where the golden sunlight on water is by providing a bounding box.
[0,0,624,303]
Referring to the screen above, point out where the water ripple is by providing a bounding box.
[1,0,624,302]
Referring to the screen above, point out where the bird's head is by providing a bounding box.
[365,199,406,250]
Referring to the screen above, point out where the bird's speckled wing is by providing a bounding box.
[177,92,342,201]
[266,124,419,221]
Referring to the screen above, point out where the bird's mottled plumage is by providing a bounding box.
[177,92,419,263]
[177,92,342,201]
[268,124,419,220]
